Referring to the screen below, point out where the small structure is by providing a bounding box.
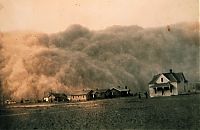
[188,81,200,93]
[4,99,16,104]
[44,92,68,102]
[91,89,112,99]
[148,69,188,97]
[69,90,93,102]
[20,98,38,103]
[110,86,131,97]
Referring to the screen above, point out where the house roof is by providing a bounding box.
[149,72,187,84]
[70,90,93,96]
[92,89,110,94]
[111,87,130,92]
[163,73,177,82]
[49,93,68,98]
[172,73,187,83]
[149,74,161,84]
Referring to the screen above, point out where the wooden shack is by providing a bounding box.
[69,90,93,102]
[110,86,131,97]
[91,89,112,99]
[44,92,68,102]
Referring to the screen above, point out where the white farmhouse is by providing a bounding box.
[148,69,188,97]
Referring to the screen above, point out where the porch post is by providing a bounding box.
[156,87,157,94]
[162,87,164,95]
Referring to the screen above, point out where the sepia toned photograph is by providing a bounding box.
[0,0,199,129]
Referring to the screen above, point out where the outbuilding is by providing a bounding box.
[91,89,112,99]
[110,86,131,97]
[69,90,93,102]
[44,92,69,102]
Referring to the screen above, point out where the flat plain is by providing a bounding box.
[0,94,199,130]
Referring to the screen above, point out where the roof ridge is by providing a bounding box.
[149,71,187,84]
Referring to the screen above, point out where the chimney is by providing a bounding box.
[170,69,173,73]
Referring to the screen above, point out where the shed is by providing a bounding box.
[110,86,131,97]
[44,92,69,102]
[91,89,112,99]
[69,90,93,102]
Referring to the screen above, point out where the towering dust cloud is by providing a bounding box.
[0,22,199,100]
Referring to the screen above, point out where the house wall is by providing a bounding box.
[48,95,56,102]
[70,95,87,102]
[149,86,155,97]
[43,97,49,102]
[156,74,169,84]
[111,89,121,97]
[177,81,187,94]
[149,82,178,97]
[121,91,130,97]
[171,82,178,95]
[94,92,106,99]
[57,96,68,102]
[149,87,172,97]
[105,91,112,98]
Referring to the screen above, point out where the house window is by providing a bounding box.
[161,78,163,82]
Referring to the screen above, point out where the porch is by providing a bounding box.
[149,83,177,97]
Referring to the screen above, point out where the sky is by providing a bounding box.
[0,0,199,33]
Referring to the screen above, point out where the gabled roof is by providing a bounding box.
[92,89,110,94]
[111,87,130,92]
[149,74,161,84]
[49,93,67,98]
[70,90,93,96]
[163,73,177,82]
[172,73,187,83]
[149,72,187,84]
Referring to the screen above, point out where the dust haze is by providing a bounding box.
[0,22,199,100]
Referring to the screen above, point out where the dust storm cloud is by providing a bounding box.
[0,22,199,100]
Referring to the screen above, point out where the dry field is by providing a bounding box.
[0,94,199,130]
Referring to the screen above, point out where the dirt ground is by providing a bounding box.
[0,94,199,130]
